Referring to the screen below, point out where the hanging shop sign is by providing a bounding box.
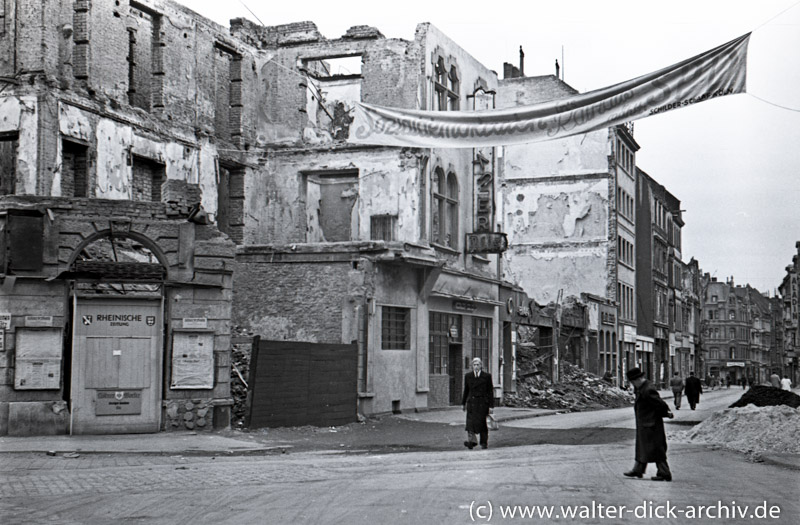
[465,232,508,254]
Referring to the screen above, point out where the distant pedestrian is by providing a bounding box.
[781,375,793,392]
[461,358,494,450]
[623,367,674,482]
[684,372,703,410]
[725,375,731,389]
[770,372,781,389]
[741,376,747,390]
[669,372,684,410]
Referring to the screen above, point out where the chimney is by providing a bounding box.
[503,62,513,79]
[519,46,524,77]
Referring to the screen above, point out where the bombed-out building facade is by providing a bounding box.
[0,0,529,433]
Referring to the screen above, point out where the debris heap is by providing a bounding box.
[679,404,800,455]
[503,351,633,411]
[728,385,800,409]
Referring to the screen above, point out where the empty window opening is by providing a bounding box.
[302,55,362,140]
[62,139,89,197]
[305,171,359,243]
[131,155,165,202]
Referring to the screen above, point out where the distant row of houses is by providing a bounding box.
[0,0,795,435]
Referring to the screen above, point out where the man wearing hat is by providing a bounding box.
[624,367,674,481]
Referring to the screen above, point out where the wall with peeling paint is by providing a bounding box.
[0,96,38,196]
[498,119,614,304]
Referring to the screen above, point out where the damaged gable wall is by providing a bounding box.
[497,75,615,304]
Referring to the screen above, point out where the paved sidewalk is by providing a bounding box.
[0,430,282,456]
[397,405,559,425]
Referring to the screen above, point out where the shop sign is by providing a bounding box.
[726,361,745,367]
[0,313,10,329]
[453,301,477,313]
[183,318,208,329]
[96,390,142,415]
[465,232,508,254]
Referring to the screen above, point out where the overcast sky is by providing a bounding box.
[184,0,800,295]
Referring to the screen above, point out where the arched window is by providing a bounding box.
[431,168,459,249]
[432,52,459,111]
[445,172,459,249]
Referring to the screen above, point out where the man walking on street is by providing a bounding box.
[781,375,793,391]
[684,371,702,410]
[462,358,494,450]
[669,372,684,410]
[623,367,674,482]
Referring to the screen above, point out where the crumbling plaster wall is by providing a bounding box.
[500,131,613,304]
[252,148,420,245]
[0,96,38,195]
[55,102,215,207]
[234,20,420,147]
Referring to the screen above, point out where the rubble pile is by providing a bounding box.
[678,404,800,454]
[503,349,633,411]
[728,385,800,409]
[230,327,254,427]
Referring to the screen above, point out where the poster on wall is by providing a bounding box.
[170,332,215,389]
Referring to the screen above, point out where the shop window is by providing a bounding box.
[61,139,89,197]
[429,312,461,374]
[472,317,491,365]
[381,306,410,350]
[0,132,17,195]
[370,214,397,242]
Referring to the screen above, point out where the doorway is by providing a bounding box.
[70,298,163,434]
[448,343,463,405]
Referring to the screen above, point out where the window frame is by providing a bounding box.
[381,305,411,350]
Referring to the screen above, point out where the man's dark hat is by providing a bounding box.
[626,367,645,381]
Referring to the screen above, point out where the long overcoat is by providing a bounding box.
[462,372,494,434]
[684,376,703,405]
[633,379,670,463]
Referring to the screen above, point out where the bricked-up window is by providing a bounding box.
[131,155,165,202]
[128,1,164,110]
[0,132,17,195]
[73,0,90,79]
[472,317,491,366]
[217,163,245,244]
[370,215,397,242]
[61,139,89,197]
[214,43,243,144]
[381,306,410,350]
[429,312,461,374]
[432,54,459,111]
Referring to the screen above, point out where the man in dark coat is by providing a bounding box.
[623,367,674,481]
[684,371,703,410]
[461,357,494,450]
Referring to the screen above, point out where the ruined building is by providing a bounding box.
[228,19,515,417]
[0,0,244,435]
[495,65,638,385]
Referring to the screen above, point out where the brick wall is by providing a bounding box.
[233,257,353,344]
